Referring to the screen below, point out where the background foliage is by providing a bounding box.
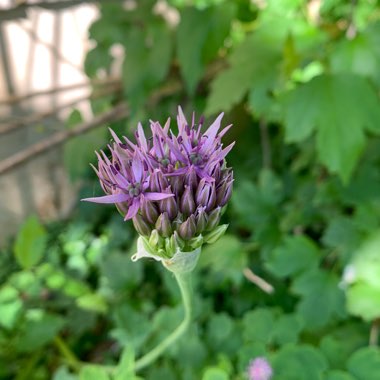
[2,0,380,379]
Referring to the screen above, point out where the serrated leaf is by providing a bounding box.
[273,344,328,380]
[347,347,380,380]
[292,269,346,329]
[14,216,47,269]
[206,34,281,115]
[283,73,380,183]
[266,235,319,278]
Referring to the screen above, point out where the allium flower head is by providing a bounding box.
[247,357,273,380]
[83,106,234,264]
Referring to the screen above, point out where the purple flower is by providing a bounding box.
[82,151,173,220]
[247,357,273,380]
[83,106,234,256]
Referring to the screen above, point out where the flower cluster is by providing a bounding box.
[83,107,234,258]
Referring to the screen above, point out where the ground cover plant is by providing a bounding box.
[2,0,380,379]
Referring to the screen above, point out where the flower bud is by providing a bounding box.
[141,199,159,224]
[173,231,185,250]
[149,229,162,249]
[196,179,216,212]
[206,206,222,231]
[149,169,168,192]
[216,171,233,207]
[195,207,208,234]
[160,188,178,220]
[189,234,203,249]
[155,212,172,238]
[204,224,228,244]
[132,214,152,236]
[180,185,196,217]
[171,175,184,197]
[178,215,196,240]
[185,166,198,189]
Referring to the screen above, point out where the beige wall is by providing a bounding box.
[0,1,98,244]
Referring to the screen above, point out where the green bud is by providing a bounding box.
[189,234,203,249]
[204,224,228,244]
[206,207,222,231]
[173,231,185,250]
[132,214,151,236]
[149,229,162,249]
[155,212,172,238]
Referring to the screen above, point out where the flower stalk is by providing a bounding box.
[135,271,193,371]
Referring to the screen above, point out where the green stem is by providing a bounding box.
[135,271,193,372]
[53,335,82,372]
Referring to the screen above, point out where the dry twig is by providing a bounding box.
[243,267,275,294]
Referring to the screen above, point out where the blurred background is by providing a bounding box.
[1,0,380,379]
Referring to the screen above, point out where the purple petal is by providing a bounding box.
[137,122,148,152]
[81,193,130,204]
[177,106,188,132]
[131,154,143,182]
[202,112,224,151]
[144,192,174,201]
[109,128,122,145]
[124,197,140,220]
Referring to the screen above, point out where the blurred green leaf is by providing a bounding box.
[272,344,328,380]
[292,269,346,329]
[79,365,109,380]
[76,293,108,314]
[272,313,304,345]
[242,308,275,344]
[177,4,235,94]
[16,311,65,352]
[202,367,229,380]
[325,371,355,380]
[53,366,78,380]
[114,346,136,380]
[266,235,319,278]
[347,347,380,380]
[14,216,47,270]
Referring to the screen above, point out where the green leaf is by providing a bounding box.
[242,308,275,344]
[206,33,281,115]
[0,285,23,329]
[325,370,355,380]
[177,4,235,94]
[345,231,380,320]
[291,269,346,329]
[53,366,78,380]
[76,293,108,314]
[272,314,304,345]
[346,283,380,321]
[283,73,380,183]
[202,367,229,380]
[199,235,247,286]
[122,21,172,111]
[114,346,135,380]
[266,235,319,278]
[273,344,328,380]
[79,365,109,380]
[16,311,65,352]
[14,216,47,269]
[347,347,380,380]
